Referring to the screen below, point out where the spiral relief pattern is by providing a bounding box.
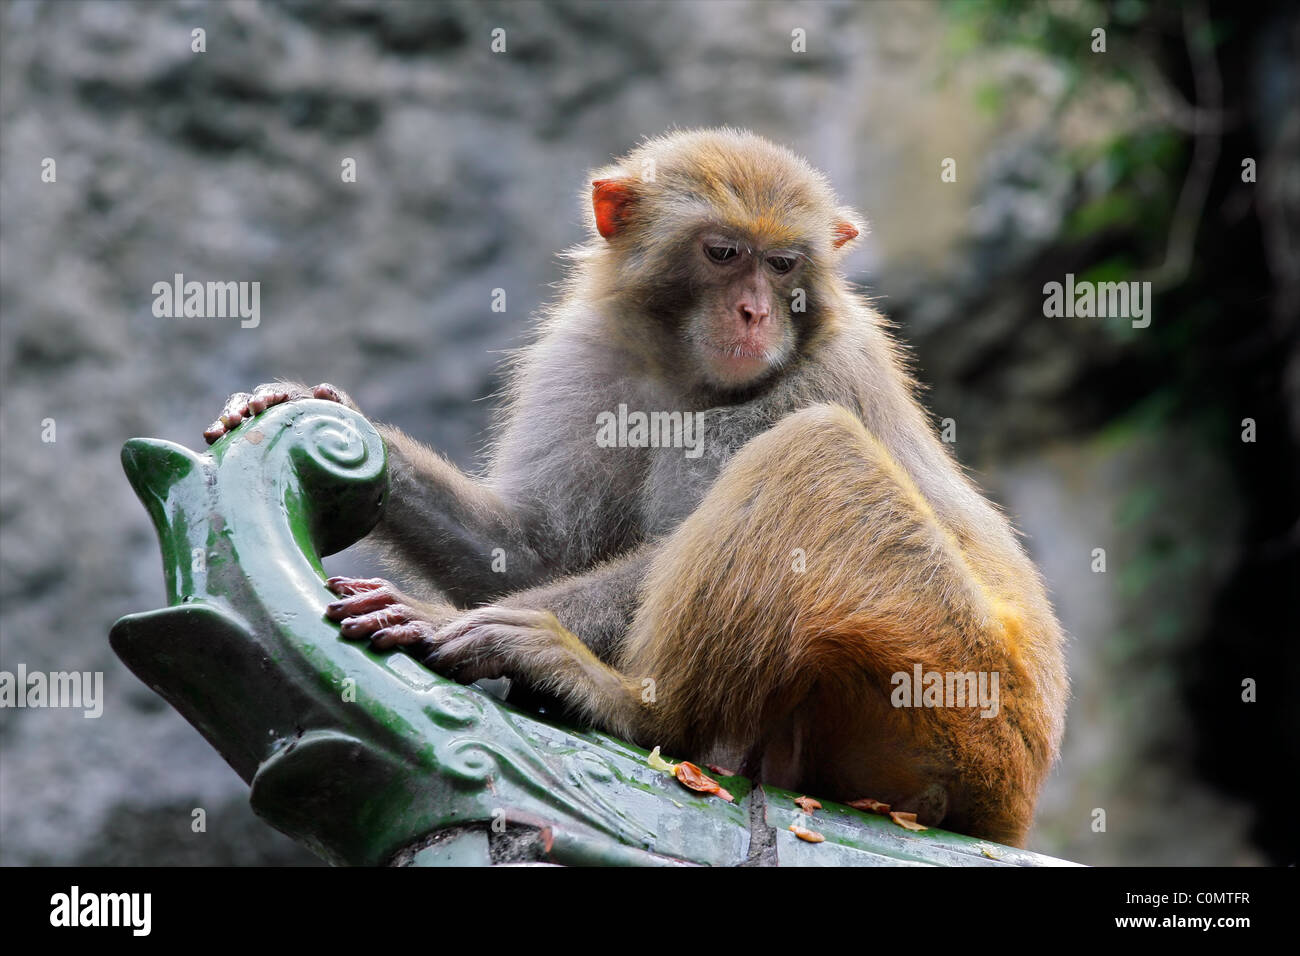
[290,405,387,486]
[423,684,483,731]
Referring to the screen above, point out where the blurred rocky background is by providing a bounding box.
[1,0,1295,866]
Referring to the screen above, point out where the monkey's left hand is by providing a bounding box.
[204,381,355,445]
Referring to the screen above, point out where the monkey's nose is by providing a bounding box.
[739,304,770,326]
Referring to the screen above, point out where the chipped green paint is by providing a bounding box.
[110,400,1075,867]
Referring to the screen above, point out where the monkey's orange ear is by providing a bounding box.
[592,179,636,240]
[832,220,860,249]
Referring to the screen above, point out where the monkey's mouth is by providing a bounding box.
[701,339,782,385]
[705,341,774,363]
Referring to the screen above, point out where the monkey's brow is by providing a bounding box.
[769,247,813,263]
[699,228,811,258]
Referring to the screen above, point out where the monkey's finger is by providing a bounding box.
[255,379,308,402]
[337,606,411,639]
[325,576,391,596]
[325,587,400,620]
[248,385,291,415]
[312,383,350,407]
[218,391,254,430]
[203,420,227,445]
[370,622,435,650]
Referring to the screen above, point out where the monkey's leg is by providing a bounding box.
[618,404,1052,845]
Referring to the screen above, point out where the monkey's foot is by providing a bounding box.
[325,576,445,650]
[204,381,351,444]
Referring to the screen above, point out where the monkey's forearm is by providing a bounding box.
[496,544,655,664]
[372,424,550,605]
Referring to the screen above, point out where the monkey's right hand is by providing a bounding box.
[203,381,354,444]
[324,576,451,650]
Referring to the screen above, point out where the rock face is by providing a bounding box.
[1,0,1291,866]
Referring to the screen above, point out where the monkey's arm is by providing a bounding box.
[326,545,657,736]
[327,545,656,672]
[372,425,552,606]
[203,383,554,605]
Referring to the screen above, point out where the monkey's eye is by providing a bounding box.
[767,255,797,275]
[705,244,739,263]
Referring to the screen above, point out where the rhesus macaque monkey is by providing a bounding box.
[207,129,1067,846]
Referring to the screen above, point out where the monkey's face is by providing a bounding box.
[684,232,804,391]
[587,130,864,395]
